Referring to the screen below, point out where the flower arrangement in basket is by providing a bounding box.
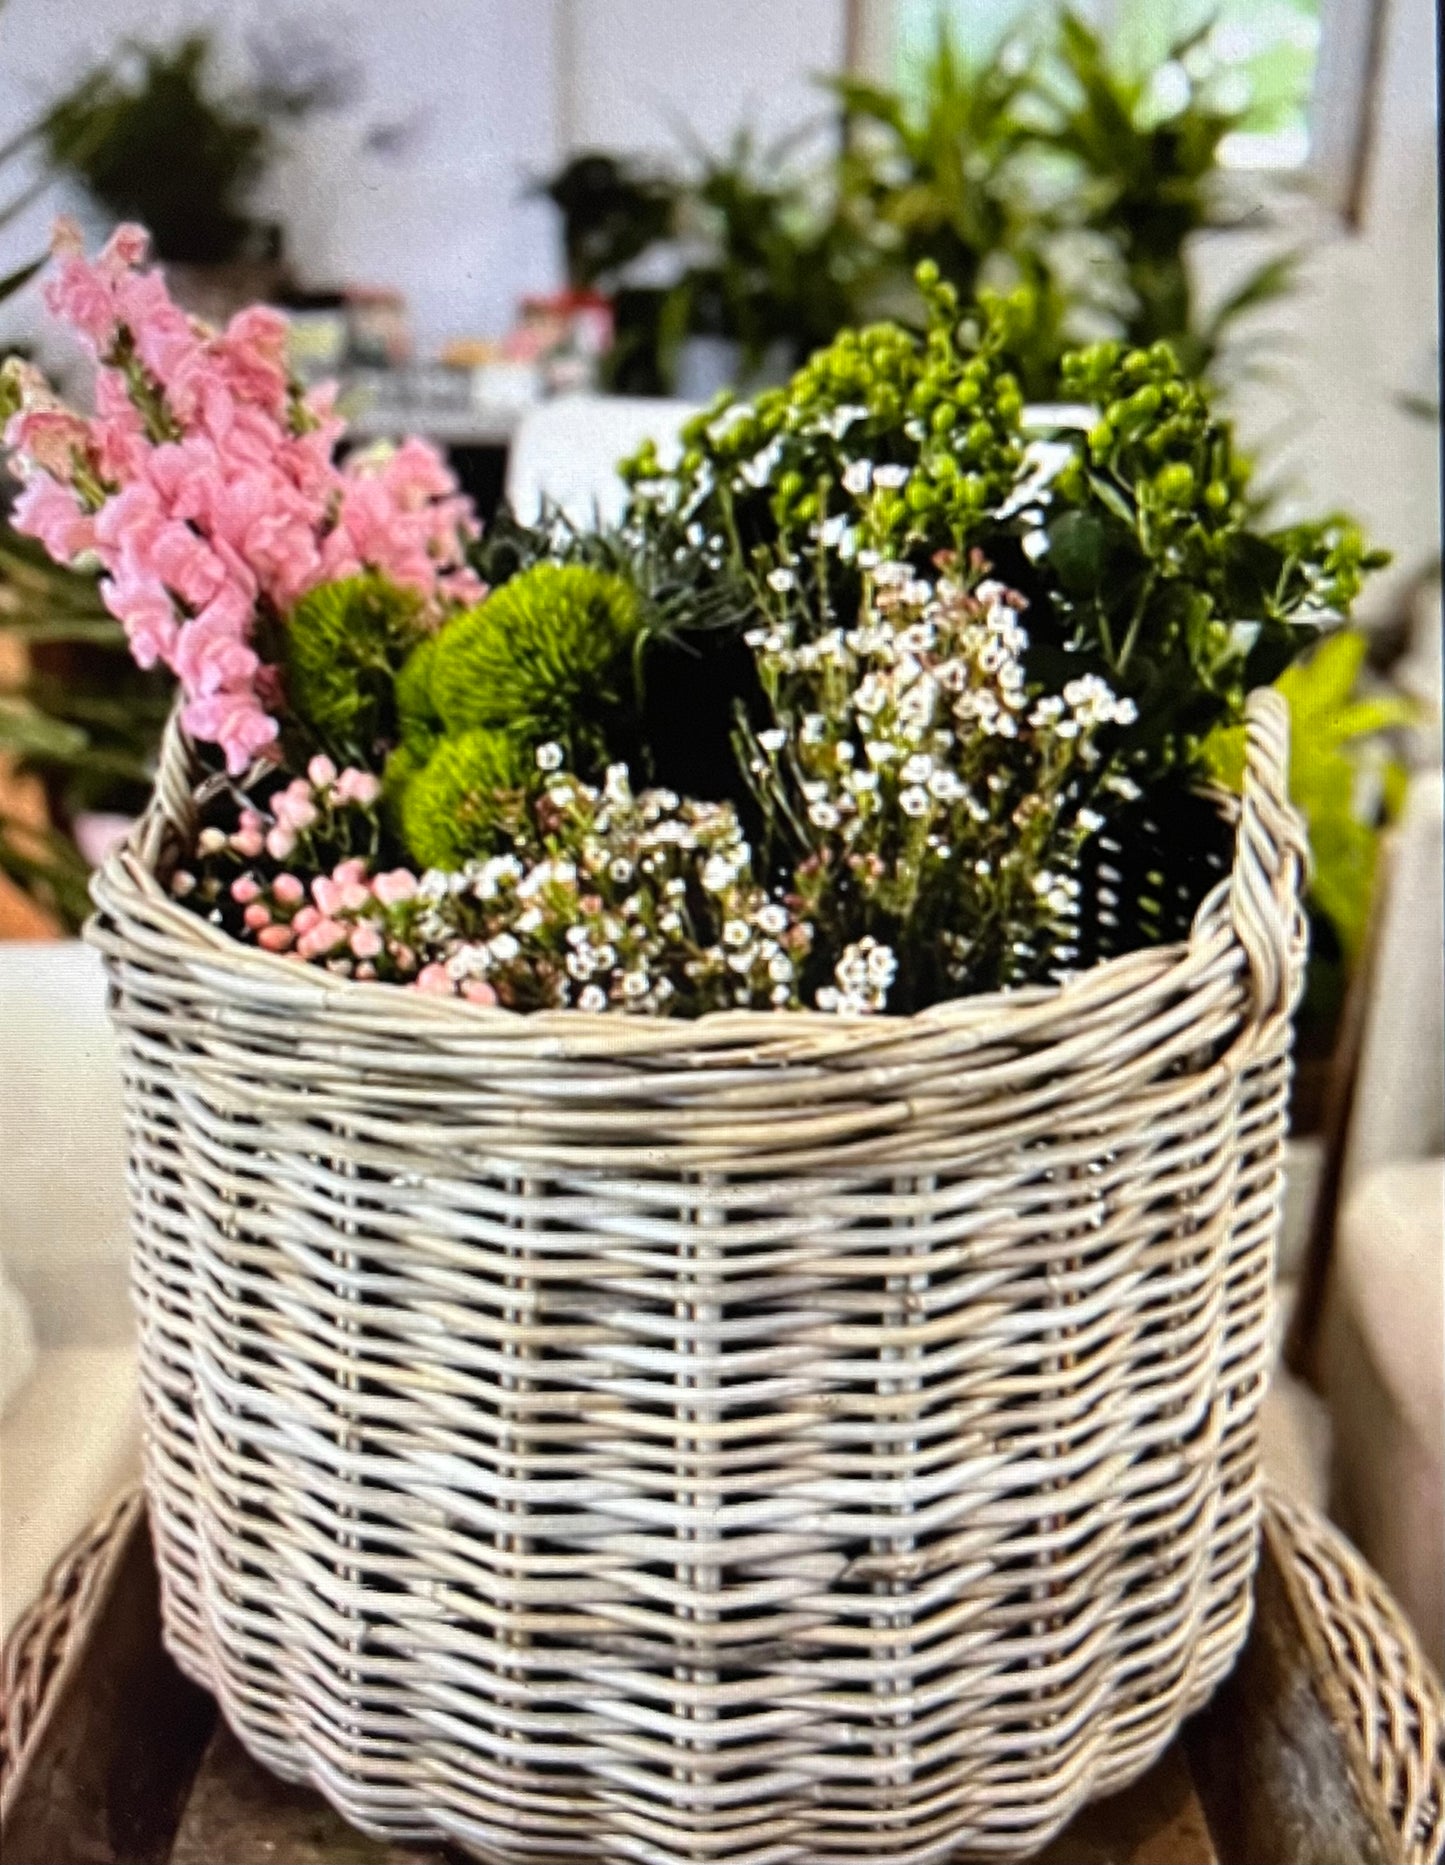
[5,225,1378,1864]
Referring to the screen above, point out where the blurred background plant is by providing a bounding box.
[1204,625,1417,1073]
[0,532,169,930]
[39,27,355,267]
[541,6,1304,397]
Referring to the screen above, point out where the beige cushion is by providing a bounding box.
[0,940,140,1634]
[1325,1157,1445,1667]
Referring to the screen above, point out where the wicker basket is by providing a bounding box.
[86,688,1306,1864]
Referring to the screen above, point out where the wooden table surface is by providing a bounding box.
[0,1503,1412,1865]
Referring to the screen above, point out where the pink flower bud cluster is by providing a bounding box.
[177,842,497,1001]
[168,750,501,996]
[4,222,484,775]
[174,750,380,880]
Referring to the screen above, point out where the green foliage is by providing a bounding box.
[1033,338,1386,760]
[1203,628,1414,967]
[0,529,169,930]
[41,31,340,264]
[1039,12,1299,374]
[623,273,1384,798]
[539,11,1301,397]
[398,728,530,871]
[625,271,1027,574]
[280,574,426,767]
[428,564,644,760]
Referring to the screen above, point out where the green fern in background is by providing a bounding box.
[1203,628,1415,1040]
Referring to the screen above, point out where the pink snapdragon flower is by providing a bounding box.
[11,475,95,559]
[4,221,485,775]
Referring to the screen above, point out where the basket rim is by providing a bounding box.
[86,687,1306,1058]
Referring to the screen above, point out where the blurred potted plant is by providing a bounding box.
[539,133,878,399]
[41,28,353,316]
[0,529,169,930]
[541,9,1303,400]
[536,151,681,396]
[1034,12,1300,376]
[664,127,881,398]
[1205,625,1414,1129]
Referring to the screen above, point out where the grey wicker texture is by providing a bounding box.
[1265,1490,1445,1865]
[86,688,1305,1864]
[0,1489,144,1797]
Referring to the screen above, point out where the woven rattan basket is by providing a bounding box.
[87,687,1306,1864]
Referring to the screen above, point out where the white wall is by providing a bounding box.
[0,0,564,354]
[1226,0,1440,606]
[559,0,845,158]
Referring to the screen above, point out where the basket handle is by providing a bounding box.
[1229,686,1310,1021]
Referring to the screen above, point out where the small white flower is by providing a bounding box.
[536,742,564,772]
[757,727,787,753]
[842,459,873,496]
[767,566,796,593]
[768,953,794,983]
[757,903,789,936]
[808,801,841,830]
[899,785,931,819]
[873,463,909,489]
[578,984,607,1012]
[865,943,897,986]
[609,857,634,883]
[489,932,521,962]
[854,675,888,717]
[723,919,750,948]
[621,971,649,999]
[701,855,735,892]
[901,752,933,784]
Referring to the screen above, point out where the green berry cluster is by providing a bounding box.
[1035,337,1385,753]
[1056,339,1247,569]
[622,265,1027,572]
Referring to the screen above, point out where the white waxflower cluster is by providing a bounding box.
[816,937,899,1015]
[742,554,1137,998]
[384,763,816,1016]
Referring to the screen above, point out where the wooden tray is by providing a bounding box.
[0,1498,1428,1865]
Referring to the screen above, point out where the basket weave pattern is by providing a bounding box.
[88,690,1305,1863]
